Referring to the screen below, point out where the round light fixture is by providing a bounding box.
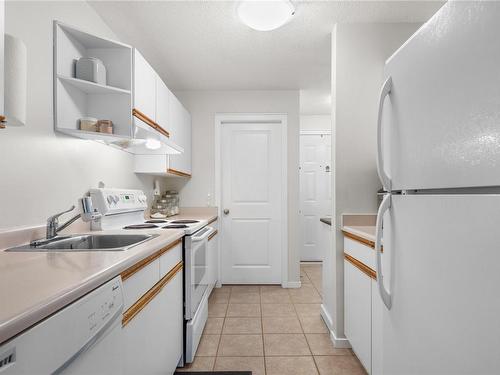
[237,0,295,31]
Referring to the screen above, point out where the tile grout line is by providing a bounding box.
[260,286,267,375]
[213,287,231,370]
[293,268,321,375]
[303,268,322,298]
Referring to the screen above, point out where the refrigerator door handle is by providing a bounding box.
[375,193,392,309]
[376,76,393,192]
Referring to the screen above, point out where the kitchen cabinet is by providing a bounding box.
[168,92,192,176]
[155,75,171,135]
[123,270,183,375]
[371,279,383,375]
[53,21,133,142]
[134,91,192,177]
[207,219,219,292]
[133,49,156,124]
[0,0,4,126]
[121,239,183,375]
[53,22,181,154]
[344,259,372,372]
[343,232,379,374]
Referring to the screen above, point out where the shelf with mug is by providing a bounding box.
[57,75,131,95]
[53,20,133,140]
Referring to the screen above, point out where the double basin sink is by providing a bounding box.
[6,234,158,252]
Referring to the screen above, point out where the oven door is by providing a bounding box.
[185,226,214,320]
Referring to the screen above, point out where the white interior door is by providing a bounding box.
[299,133,332,261]
[220,118,284,284]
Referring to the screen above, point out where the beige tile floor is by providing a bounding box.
[178,263,367,375]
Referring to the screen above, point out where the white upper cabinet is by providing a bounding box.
[0,0,4,125]
[134,90,192,177]
[133,49,156,122]
[131,48,182,154]
[168,92,192,176]
[155,75,171,133]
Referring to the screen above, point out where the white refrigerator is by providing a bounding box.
[373,1,500,374]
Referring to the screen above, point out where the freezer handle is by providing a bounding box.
[375,193,392,309]
[376,76,392,192]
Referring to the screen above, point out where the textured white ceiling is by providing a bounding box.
[89,1,444,91]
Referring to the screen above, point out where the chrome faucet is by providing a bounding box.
[46,205,81,240]
[34,197,101,245]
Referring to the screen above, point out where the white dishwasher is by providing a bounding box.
[0,276,124,374]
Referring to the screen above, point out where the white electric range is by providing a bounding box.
[89,187,207,234]
[89,188,214,365]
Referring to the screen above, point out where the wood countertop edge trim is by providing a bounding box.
[208,229,218,241]
[122,261,183,327]
[342,230,383,252]
[207,217,218,225]
[120,238,182,282]
[344,253,377,280]
[167,168,191,178]
[132,108,170,138]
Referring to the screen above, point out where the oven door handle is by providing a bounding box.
[191,226,215,242]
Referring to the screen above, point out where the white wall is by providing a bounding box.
[172,90,300,284]
[329,22,421,340]
[300,115,331,131]
[0,1,163,229]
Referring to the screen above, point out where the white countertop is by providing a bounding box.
[0,210,217,344]
[342,225,376,243]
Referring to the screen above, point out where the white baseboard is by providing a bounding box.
[320,304,333,330]
[282,281,301,288]
[320,304,351,349]
[330,329,351,349]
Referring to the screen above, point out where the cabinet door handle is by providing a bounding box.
[375,194,392,310]
[223,209,230,215]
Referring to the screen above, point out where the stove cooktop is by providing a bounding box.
[123,224,159,230]
[163,224,189,229]
[170,220,200,224]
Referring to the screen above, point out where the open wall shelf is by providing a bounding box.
[53,21,133,140]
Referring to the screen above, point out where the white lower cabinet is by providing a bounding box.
[371,279,383,375]
[344,259,372,373]
[121,240,183,375]
[123,271,182,375]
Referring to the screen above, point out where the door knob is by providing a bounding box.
[223,209,230,215]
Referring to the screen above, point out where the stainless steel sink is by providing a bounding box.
[5,234,158,252]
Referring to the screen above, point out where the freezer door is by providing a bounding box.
[373,194,500,374]
[379,2,500,190]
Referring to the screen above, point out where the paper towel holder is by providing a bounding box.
[1,34,27,128]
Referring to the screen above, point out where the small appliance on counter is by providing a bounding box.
[75,56,107,85]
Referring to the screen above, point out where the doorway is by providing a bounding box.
[215,114,287,285]
[299,131,332,261]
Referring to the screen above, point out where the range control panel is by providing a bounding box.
[89,188,148,215]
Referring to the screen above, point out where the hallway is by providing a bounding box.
[178,263,366,374]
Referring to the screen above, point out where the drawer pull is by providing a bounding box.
[344,253,376,280]
[208,229,218,242]
[122,261,183,327]
[121,238,181,281]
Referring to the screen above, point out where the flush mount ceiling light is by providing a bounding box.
[237,0,295,31]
